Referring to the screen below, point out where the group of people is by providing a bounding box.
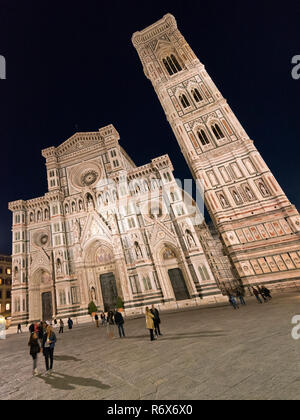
[93,305,162,342]
[27,317,74,376]
[94,311,115,327]
[227,285,272,310]
[28,322,57,376]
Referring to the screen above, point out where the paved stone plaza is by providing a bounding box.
[1,292,300,400]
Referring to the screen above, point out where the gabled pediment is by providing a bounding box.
[154,38,172,54]
[148,218,176,248]
[80,211,112,246]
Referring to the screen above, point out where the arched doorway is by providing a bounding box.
[168,268,190,301]
[100,273,118,312]
[83,239,123,312]
[160,245,191,302]
[29,269,53,321]
[42,291,53,321]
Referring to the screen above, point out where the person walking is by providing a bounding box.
[29,322,35,334]
[252,287,263,304]
[28,331,41,376]
[42,325,57,373]
[95,314,99,328]
[257,285,268,302]
[59,319,64,334]
[17,323,22,334]
[151,305,162,336]
[261,286,272,300]
[100,312,106,326]
[229,295,239,310]
[107,311,115,325]
[67,318,73,330]
[145,307,156,341]
[236,289,246,306]
[114,310,126,338]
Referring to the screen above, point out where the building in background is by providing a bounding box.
[132,14,300,291]
[0,255,12,317]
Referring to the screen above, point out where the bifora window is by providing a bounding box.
[179,94,190,109]
[191,88,203,103]
[163,54,182,76]
[197,130,210,146]
[211,123,225,140]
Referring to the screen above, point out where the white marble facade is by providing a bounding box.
[9,125,224,323]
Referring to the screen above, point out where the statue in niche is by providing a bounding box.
[73,219,81,243]
[134,242,143,259]
[245,187,254,200]
[56,258,62,275]
[90,286,96,302]
[219,194,228,208]
[186,231,196,248]
[87,194,95,211]
[259,182,269,197]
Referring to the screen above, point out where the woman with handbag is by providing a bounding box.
[28,331,41,376]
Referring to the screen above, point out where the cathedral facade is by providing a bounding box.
[132,14,300,291]
[9,125,231,324]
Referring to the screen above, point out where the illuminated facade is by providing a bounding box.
[132,14,300,290]
[9,125,234,324]
[0,255,12,316]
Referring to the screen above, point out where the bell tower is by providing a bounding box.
[132,14,300,289]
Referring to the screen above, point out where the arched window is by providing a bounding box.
[198,265,210,282]
[163,54,182,76]
[211,123,225,140]
[186,230,196,248]
[179,94,190,109]
[163,58,173,76]
[29,212,34,223]
[170,54,182,72]
[192,88,203,103]
[65,204,69,214]
[197,130,210,146]
[143,180,149,192]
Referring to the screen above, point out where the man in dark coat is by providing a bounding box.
[253,287,263,304]
[151,305,162,336]
[114,310,125,338]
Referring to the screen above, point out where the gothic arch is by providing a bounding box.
[206,117,227,141]
[192,124,213,149]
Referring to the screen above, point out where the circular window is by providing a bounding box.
[81,170,99,187]
[40,234,49,245]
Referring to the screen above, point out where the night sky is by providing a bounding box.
[0,0,299,255]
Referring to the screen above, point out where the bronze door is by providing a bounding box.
[168,268,190,301]
[42,292,53,321]
[100,273,118,312]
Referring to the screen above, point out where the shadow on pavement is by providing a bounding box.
[37,372,111,391]
[54,355,82,362]
[120,331,225,340]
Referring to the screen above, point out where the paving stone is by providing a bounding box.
[1,293,300,400]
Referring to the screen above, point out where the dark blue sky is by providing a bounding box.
[0,0,299,254]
